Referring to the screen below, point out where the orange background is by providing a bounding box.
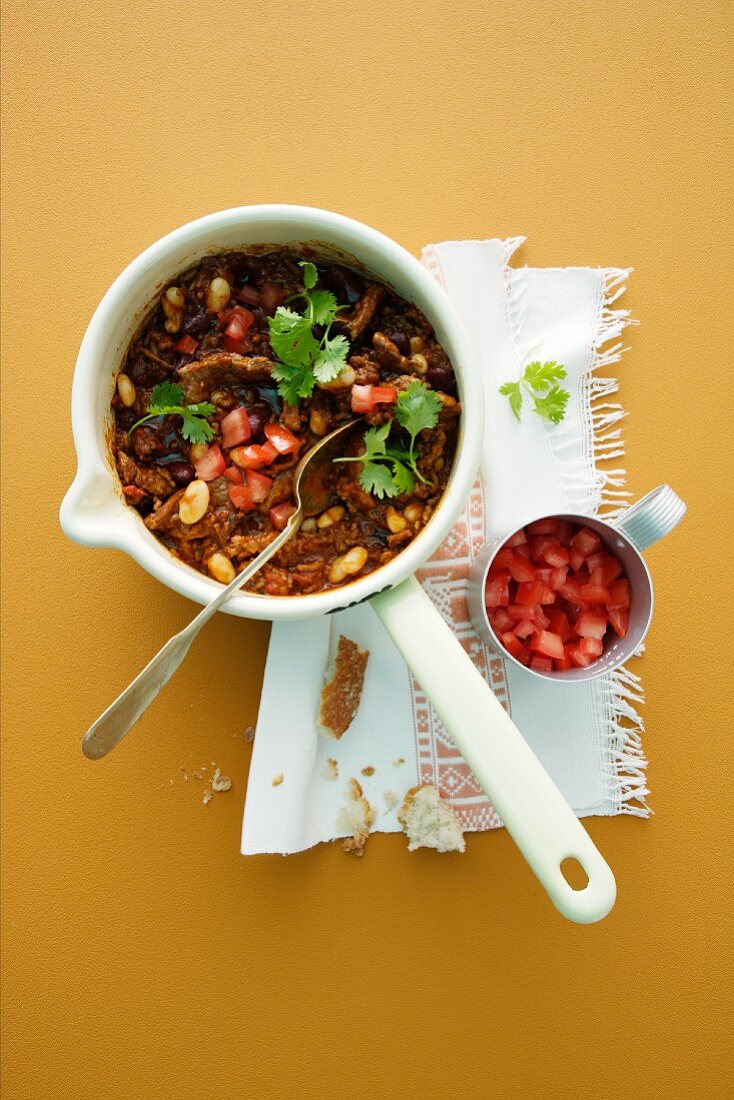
[2,2,733,1097]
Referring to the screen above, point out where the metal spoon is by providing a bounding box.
[82,418,360,760]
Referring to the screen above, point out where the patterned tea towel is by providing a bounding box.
[241,237,648,856]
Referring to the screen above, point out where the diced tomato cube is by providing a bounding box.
[567,643,592,668]
[548,609,572,642]
[223,334,248,354]
[579,636,603,658]
[514,644,531,666]
[507,604,529,621]
[530,656,553,672]
[500,631,527,660]
[193,444,227,482]
[556,521,572,545]
[558,578,583,603]
[516,581,545,606]
[507,553,536,583]
[513,618,536,639]
[601,557,623,584]
[485,574,511,607]
[174,335,198,354]
[580,583,611,604]
[515,542,532,559]
[542,541,570,568]
[609,607,629,637]
[549,566,568,591]
[263,422,301,454]
[228,483,256,511]
[572,526,602,556]
[489,607,513,634]
[491,548,515,572]
[504,528,527,548]
[586,551,607,572]
[534,567,552,584]
[351,384,376,413]
[539,585,556,605]
[220,407,252,449]
[554,654,574,671]
[269,502,297,531]
[575,610,608,639]
[245,469,273,503]
[569,548,586,571]
[530,536,554,560]
[260,281,285,314]
[527,518,558,536]
[230,442,279,469]
[529,630,565,659]
[608,579,630,609]
[223,466,245,485]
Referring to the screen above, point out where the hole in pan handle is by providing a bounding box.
[371,576,617,924]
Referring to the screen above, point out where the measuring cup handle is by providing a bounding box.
[611,484,686,551]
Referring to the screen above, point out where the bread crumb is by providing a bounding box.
[318,635,370,739]
[322,758,339,781]
[383,790,400,813]
[244,725,256,743]
[392,757,406,767]
[211,767,231,793]
[336,778,376,856]
[192,771,203,781]
[272,773,284,787]
[203,790,212,805]
[361,765,375,777]
[398,785,465,853]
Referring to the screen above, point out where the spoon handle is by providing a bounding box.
[81,514,300,760]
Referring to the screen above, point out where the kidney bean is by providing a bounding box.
[385,329,410,356]
[115,407,137,431]
[323,264,365,305]
[245,401,272,440]
[167,461,196,487]
[181,308,211,338]
[260,282,286,315]
[426,364,457,394]
[126,353,165,388]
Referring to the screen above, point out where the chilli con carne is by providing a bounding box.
[110,249,461,596]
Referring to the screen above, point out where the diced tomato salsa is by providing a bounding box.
[485,519,630,672]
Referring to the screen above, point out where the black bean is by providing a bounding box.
[135,495,154,518]
[323,264,365,306]
[386,329,410,356]
[246,401,272,440]
[168,461,196,486]
[426,364,456,394]
[181,308,210,338]
[126,353,164,388]
[116,408,137,431]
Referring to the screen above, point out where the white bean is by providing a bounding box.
[340,546,368,575]
[207,552,235,584]
[385,506,407,533]
[317,505,346,528]
[116,373,136,407]
[206,277,231,313]
[178,479,209,525]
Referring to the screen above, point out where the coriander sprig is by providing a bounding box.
[127,380,215,446]
[269,262,350,405]
[334,381,443,499]
[499,360,569,424]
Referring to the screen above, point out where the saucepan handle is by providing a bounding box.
[611,484,686,552]
[371,576,617,924]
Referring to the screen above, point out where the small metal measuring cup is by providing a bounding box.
[466,485,686,681]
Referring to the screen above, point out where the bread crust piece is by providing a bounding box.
[318,635,370,740]
[398,784,466,853]
[336,778,377,856]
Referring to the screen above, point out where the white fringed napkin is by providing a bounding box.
[242,237,648,856]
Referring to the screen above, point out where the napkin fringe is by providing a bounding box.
[603,663,650,816]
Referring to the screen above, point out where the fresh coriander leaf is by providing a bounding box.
[499,380,523,421]
[309,289,340,327]
[312,333,350,383]
[186,401,216,418]
[150,380,184,411]
[395,381,442,438]
[359,461,401,499]
[179,408,215,444]
[531,384,570,424]
[271,360,315,405]
[390,459,414,495]
[299,261,318,291]
[268,308,319,367]
[523,360,567,387]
